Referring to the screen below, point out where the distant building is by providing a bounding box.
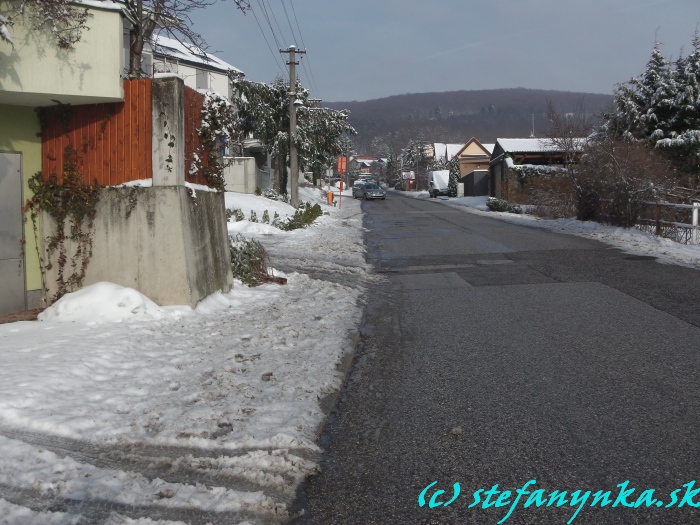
[489,138,585,198]
[151,34,241,99]
[453,138,494,177]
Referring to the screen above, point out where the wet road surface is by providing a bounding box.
[292,192,700,525]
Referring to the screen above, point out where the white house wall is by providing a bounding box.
[209,72,230,98]
[0,3,124,106]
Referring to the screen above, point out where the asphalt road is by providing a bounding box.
[292,192,700,525]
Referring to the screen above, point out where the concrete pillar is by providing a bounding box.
[151,77,185,187]
[457,182,464,198]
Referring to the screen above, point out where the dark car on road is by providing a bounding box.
[354,182,386,200]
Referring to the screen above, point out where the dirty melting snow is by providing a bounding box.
[0,186,367,524]
[0,435,279,513]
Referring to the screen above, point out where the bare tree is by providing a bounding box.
[1,0,92,49]
[1,0,250,71]
[122,0,250,77]
[545,99,590,184]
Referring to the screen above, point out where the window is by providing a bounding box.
[196,69,209,90]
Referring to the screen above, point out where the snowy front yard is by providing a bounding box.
[0,185,369,524]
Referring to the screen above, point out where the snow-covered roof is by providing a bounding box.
[75,0,125,11]
[433,143,466,160]
[496,138,586,153]
[433,143,447,159]
[151,34,242,74]
[446,144,464,159]
[483,144,495,154]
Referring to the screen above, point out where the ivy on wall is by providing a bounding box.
[192,91,239,192]
[24,103,103,304]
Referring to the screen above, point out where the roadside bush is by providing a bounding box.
[486,197,522,214]
[274,201,323,231]
[576,186,600,221]
[528,175,577,219]
[580,138,676,227]
[229,234,272,287]
[262,210,270,223]
[249,210,258,222]
[263,189,279,200]
[226,208,245,222]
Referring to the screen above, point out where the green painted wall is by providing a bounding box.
[0,104,42,292]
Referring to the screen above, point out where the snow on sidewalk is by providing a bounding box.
[0,186,368,524]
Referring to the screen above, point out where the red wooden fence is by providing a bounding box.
[41,79,153,186]
[41,79,211,188]
[184,87,209,186]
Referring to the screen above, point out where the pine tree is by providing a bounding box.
[655,35,700,175]
[607,34,700,179]
[610,42,676,141]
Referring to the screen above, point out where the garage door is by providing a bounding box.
[0,151,26,316]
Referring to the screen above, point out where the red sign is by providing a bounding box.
[337,156,347,173]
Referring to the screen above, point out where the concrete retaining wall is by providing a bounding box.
[223,157,257,193]
[41,186,232,308]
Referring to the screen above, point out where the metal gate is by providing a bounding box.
[0,151,26,315]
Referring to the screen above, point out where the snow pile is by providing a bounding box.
[0,191,367,523]
[0,435,278,514]
[38,282,167,324]
[0,498,83,525]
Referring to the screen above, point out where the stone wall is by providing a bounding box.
[41,186,233,308]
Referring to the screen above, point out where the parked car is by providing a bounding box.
[428,170,455,198]
[356,182,386,200]
[352,181,366,199]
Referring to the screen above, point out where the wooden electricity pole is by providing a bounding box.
[280,45,306,209]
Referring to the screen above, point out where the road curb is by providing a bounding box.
[315,325,363,442]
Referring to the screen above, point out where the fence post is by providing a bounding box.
[151,77,185,187]
[693,202,699,245]
[655,202,661,236]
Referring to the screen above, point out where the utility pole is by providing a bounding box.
[280,45,306,209]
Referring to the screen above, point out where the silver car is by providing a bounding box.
[357,183,386,200]
[352,181,366,199]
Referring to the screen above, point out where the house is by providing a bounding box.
[148,33,272,195]
[151,33,241,99]
[1,1,235,316]
[452,138,494,177]
[1,0,126,316]
[489,138,585,199]
[351,155,380,174]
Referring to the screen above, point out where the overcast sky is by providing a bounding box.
[190,0,699,103]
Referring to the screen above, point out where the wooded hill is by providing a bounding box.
[326,88,613,154]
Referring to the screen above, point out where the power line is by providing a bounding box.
[299,56,316,98]
[256,0,282,50]
[287,0,322,100]
[263,0,289,48]
[280,0,298,47]
[249,3,286,77]
[278,0,317,97]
